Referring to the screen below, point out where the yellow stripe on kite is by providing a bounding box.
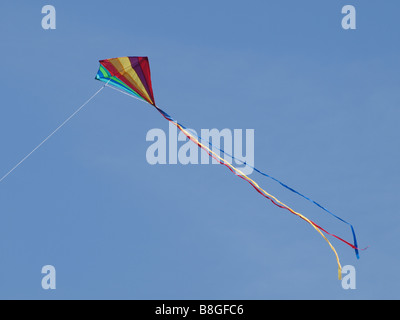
[113,57,153,104]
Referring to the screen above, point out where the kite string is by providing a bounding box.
[0,82,109,184]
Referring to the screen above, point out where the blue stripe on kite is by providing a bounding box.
[97,76,146,101]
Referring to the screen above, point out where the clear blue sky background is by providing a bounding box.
[0,1,398,299]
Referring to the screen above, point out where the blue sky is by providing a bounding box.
[0,0,399,299]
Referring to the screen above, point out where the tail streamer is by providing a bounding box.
[152,104,360,280]
[155,106,360,260]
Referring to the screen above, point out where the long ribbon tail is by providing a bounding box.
[153,105,346,279]
[157,106,360,259]
[252,169,360,259]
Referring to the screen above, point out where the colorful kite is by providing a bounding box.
[95,57,156,106]
[95,56,365,279]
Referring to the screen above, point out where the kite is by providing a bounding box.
[0,56,365,279]
[95,56,365,279]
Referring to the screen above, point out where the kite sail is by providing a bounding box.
[95,57,155,106]
[95,56,365,280]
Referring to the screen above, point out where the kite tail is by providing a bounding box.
[153,105,347,279]
[251,168,360,259]
[159,111,361,260]
[153,105,361,249]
